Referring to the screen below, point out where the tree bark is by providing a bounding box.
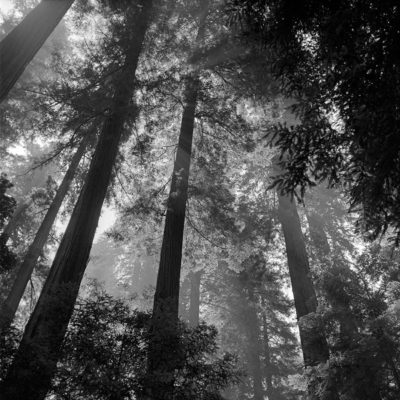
[0,136,89,333]
[147,75,200,400]
[188,270,202,327]
[277,193,340,400]
[0,0,74,103]
[146,7,209,398]
[278,193,329,366]
[0,2,152,398]
[152,75,200,321]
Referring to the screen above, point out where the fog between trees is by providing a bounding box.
[0,1,400,399]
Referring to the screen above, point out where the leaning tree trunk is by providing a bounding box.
[277,194,329,366]
[0,135,89,333]
[0,0,74,103]
[188,270,202,327]
[277,193,339,400]
[0,3,153,399]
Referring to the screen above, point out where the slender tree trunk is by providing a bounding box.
[147,8,208,398]
[0,136,89,333]
[0,0,74,103]
[0,3,152,399]
[188,270,202,327]
[245,302,264,400]
[262,315,275,400]
[147,75,200,400]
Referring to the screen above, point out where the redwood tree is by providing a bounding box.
[277,193,339,399]
[0,0,74,103]
[0,2,153,399]
[0,134,90,333]
[147,6,208,398]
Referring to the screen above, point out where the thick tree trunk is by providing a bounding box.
[0,0,74,103]
[147,8,209,398]
[0,3,152,398]
[278,193,329,366]
[147,75,200,400]
[188,270,202,327]
[277,194,340,400]
[152,74,200,320]
[0,136,89,333]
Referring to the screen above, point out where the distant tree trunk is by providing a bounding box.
[147,7,208,397]
[178,275,191,320]
[0,200,31,244]
[188,270,202,327]
[245,302,264,400]
[0,3,152,399]
[306,211,331,261]
[277,193,339,400]
[147,74,200,400]
[262,314,275,400]
[0,0,74,103]
[0,136,89,333]
[151,72,201,320]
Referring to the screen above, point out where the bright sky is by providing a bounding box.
[0,0,117,244]
[0,0,13,13]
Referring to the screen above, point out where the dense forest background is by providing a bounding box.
[0,1,399,399]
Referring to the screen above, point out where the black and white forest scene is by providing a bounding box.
[0,1,400,399]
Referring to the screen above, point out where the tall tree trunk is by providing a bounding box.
[147,74,200,400]
[277,193,339,400]
[147,7,208,398]
[278,193,329,366]
[188,270,202,327]
[0,0,74,103]
[0,3,152,398]
[0,136,89,333]
[152,74,200,321]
